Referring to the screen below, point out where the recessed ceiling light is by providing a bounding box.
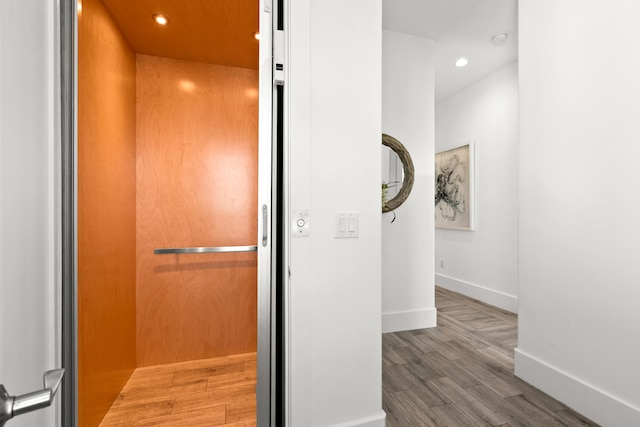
[491,33,509,46]
[455,57,469,67]
[153,14,169,26]
[253,32,261,41]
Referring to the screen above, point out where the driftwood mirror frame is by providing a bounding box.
[382,133,415,213]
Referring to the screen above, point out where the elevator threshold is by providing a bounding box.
[98,352,257,426]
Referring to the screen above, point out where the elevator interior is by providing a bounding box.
[77,0,260,424]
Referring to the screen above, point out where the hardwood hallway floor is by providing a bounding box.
[383,287,599,426]
[98,353,256,426]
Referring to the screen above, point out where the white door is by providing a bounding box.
[0,1,62,426]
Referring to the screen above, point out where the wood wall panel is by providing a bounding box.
[136,55,258,366]
[78,0,137,425]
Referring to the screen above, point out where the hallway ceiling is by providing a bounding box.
[101,0,259,69]
[383,0,518,101]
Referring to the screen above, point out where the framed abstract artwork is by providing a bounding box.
[435,142,475,230]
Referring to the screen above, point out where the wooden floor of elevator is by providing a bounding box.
[98,353,256,426]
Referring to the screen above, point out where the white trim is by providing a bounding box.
[515,349,640,427]
[435,273,518,313]
[286,0,312,424]
[382,308,437,333]
[283,0,292,424]
[256,0,274,424]
[329,411,387,427]
[51,1,63,426]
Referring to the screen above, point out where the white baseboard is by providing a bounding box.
[329,410,386,427]
[382,307,437,333]
[515,349,640,427]
[435,273,518,313]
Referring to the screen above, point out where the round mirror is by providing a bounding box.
[382,133,414,213]
[382,145,403,200]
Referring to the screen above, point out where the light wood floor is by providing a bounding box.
[383,287,600,426]
[99,353,256,427]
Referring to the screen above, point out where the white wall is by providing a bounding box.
[435,62,519,313]
[381,30,436,333]
[516,1,640,425]
[288,1,385,426]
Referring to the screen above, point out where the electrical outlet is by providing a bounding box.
[440,259,445,268]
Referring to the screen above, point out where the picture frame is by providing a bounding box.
[435,142,475,231]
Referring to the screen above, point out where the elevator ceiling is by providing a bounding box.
[101,0,259,69]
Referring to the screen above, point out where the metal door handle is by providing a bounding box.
[262,204,268,247]
[0,369,64,426]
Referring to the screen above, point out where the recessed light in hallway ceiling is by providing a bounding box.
[455,57,469,67]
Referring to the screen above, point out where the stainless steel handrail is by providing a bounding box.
[154,245,258,255]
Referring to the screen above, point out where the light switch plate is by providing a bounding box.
[292,209,309,237]
[335,212,359,238]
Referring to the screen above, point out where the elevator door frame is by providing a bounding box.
[59,0,281,425]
